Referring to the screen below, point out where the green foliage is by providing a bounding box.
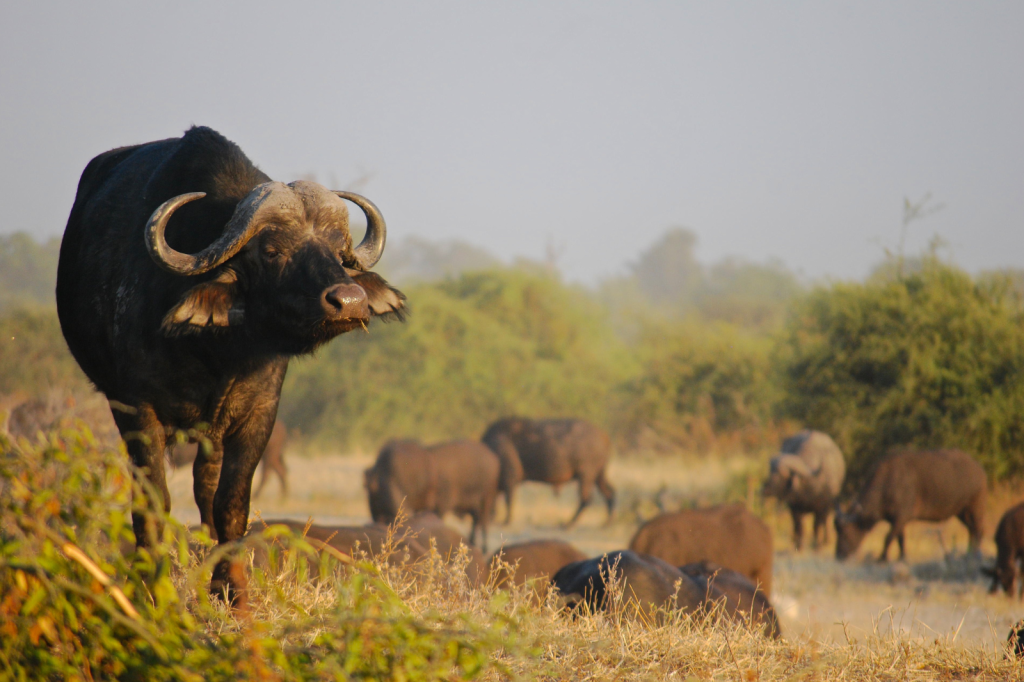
[614,319,781,452]
[281,267,636,449]
[0,427,519,680]
[0,232,61,310]
[0,306,87,394]
[779,256,1024,483]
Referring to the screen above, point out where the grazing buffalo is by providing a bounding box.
[762,429,846,550]
[629,504,773,595]
[984,502,1024,597]
[552,550,710,621]
[364,439,500,551]
[834,449,986,562]
[680,561,781,639]
[56,126,404,607]
[249,519,428,570]
[488,539,587,596]
[481,417,615,526]
[168,419,289,498]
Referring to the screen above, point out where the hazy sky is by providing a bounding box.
[2,2,1021,283]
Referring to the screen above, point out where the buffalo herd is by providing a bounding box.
[47,127,1024,647]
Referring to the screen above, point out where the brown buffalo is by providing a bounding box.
[394,512,487,585]
[481,417,615,526]
[488,539,587,596]
[364,439,500,551]
[680,561,781,639]
[248,519,427,570]
[834,449,986,562]
[984,501,1024,597]
[629,503,773,595]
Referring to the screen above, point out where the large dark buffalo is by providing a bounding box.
[679,561,781,639]
[629,504,773,595]
[364,440,500,551]
[168,419,289,498]
[481,417,615,526]
[834,449,986,562]
[985,502,1024,598]
[762,429,846,550]
[56,127,404,607]
[552,550,710,621]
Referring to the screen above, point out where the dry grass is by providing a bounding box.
[11,414,1023,679]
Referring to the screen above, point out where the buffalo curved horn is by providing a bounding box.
[333,191,386,271]
[145,182,288,276]
[776,454,813,479]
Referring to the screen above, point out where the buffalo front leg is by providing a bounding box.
[812,510,828,550]
[566,476,595,529]
[209,414,276,611]
[790,508,805,551]
[192,440,224,540]
[110,402,170,548]
[596,470,616,526]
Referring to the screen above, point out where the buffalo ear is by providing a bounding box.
[161,270,243,334]
[346,269,406,321]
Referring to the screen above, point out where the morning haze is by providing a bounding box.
[1,2,1021,284]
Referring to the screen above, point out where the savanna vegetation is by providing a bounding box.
[4,229,1024,487]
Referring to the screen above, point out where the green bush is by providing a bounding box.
[0,427,519,680]
[0,306,87,395]
[779,256,1024,484]
[280,267,635,450]
[614,319,781,452]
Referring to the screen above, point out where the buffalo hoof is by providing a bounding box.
[210,560,250,613]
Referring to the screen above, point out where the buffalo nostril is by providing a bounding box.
[322,283,369,320]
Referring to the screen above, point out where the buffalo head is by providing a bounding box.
[833,502,874,560]
[762,454,813,498]
[146,180,403,353]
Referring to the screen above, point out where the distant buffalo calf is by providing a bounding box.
[629,503,773,595]
[834,449,986,562]
[552,550,710,621]
[364,439,500,551]
[984,502,1024,597]
[680,561,781,639]
[482,417,615,527]
[489,539,587,596]
[762,430,845,550]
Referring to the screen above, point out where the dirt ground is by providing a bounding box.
[165,449,1024,652]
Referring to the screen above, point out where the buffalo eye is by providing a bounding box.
[262,245,283,261]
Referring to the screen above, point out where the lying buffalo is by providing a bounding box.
[984,501,1024,597]
[680,561,780,639]
[169,419,289,498]
[629,504,773,595]
[481,417,615,526]
[248,519,427,570]
[364,439,500,551]
[762,429,846,550]
[56,126,404,607]
[552,550,710,621]
[834,449,986,562]
[488,539,587,596]
[393,513,487,585]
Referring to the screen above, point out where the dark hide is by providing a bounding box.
[56,127,404,609]
[364,439,500,552]
[168,420,288,498]
[834,449,986,562]
[629,503,774,595]
[481,417,615,526]
[551,550,710,623]
[680,561,781,639]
